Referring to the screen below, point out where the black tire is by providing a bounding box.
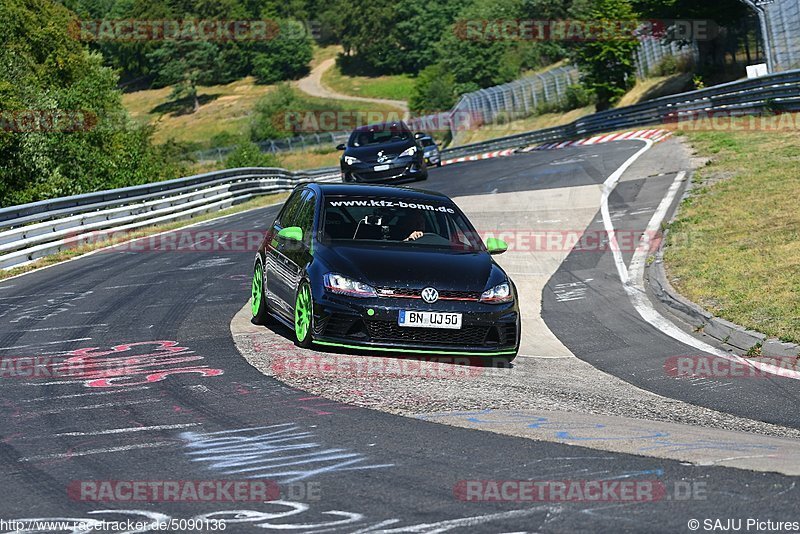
[250,259,270,325]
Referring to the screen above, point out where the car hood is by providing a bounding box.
[316,243,503,291]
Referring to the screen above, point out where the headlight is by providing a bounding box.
[480,282,512,303]
[399,146,417,158]
[324,273,377,298]
[343,156,360,165]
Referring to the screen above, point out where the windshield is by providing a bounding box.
[420,138,436,147]
[348,125,412,147]
[321,196,483,251]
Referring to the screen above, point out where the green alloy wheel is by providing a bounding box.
[251,261,267,324]
[294,282,313,347]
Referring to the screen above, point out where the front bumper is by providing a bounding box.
[311,292,520,355]
[341,158,426,183]
[424,152,440,165]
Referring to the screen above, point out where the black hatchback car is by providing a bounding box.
[337,121,428,183]
[251,183,520,360]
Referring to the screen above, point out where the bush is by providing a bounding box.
[225,141,281,168]
[410,64,457,113]
[563,84,594,110]
[651,54,694,77]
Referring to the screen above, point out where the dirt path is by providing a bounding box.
[294,58,409,114]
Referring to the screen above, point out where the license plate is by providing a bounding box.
[374,164,390,171]
[398,310,462,329]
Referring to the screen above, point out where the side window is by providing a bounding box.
[276,189,304,229]
[297,190,316,245]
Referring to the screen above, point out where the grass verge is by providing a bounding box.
[123,77,272,146]
[321,62,414,102]
[664,125,800,344]
[0,192,289,282]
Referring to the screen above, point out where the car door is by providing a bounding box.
[283,189,317,305]
[265,188,304,319]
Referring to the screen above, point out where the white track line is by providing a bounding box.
[19,441,175,462]
[600,148,800,381]
[54,423,201,437]
[19,386,151,402]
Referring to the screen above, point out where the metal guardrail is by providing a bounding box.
[0,167,339,269]
[3,68,799,270]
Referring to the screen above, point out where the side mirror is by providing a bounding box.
[336,143,346,150]
[414,132,425,139]
[485,237,508,255]
[278,226,303,242]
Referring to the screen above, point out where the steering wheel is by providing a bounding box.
[411,232,449,245]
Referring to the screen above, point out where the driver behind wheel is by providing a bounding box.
[398,211,426,241]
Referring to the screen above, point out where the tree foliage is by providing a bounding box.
[0,0,185,207]
[568,0,640,111]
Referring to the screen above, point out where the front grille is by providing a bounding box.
[377,287,481,301]
[353,166,407,181]
[366,321,490,346]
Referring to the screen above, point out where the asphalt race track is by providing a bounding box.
[1,138,798,533]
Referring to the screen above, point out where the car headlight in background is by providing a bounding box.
[480,282,512,303]
[343,156,361,165]
[324,273,377,298]
[399,146,417,158]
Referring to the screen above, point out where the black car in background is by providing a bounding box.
[418,134,442,167]
[251,183,519,359]
[337,121,428,183]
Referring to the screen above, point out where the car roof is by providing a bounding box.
[306,183,453,203]
[351,121,410,132]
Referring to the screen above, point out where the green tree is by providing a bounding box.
[569,0,640,111]
[250,19,313,83]
[434,0,555,92]
[0,0,184,207]
[147,41,223,112]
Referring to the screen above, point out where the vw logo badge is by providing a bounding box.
[377,150,387,163]
[421,287,438,303]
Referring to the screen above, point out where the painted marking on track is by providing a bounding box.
[54,423,201,437]
[19,386,152,402]
[29,399,160,415]
[553,281,589,302]
[600,162,800,381]
[0,338,92,351]
[180,258,232,270]
[19,441,175,462]
[102,281,168,289]
[181,424,394,483]
[17,324,109,332]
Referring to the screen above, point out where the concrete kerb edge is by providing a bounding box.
[645,172,800,359]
